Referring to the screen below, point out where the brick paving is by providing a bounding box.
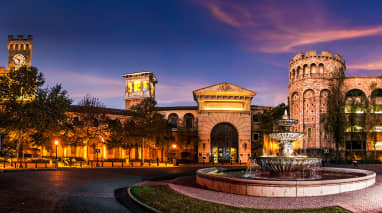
[159,165,382,213]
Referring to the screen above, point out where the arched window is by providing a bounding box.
[303,64,308,78]
[371,89,382,113]
[345,89,367,113]
[320,89,329,113]
[184,113,194,129]
[297,67,301,79]
[319,63,324,74]
[168,113,179,129]
[311,63,317,74]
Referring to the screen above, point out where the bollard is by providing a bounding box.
[131,161,133,167]
[240,160,241,165]
[112,161,114,167]
[45,162,47,168]
[35,162,37,168]
[231,160,232,165]
[149,160,151,167]
[14,162,16,168]
[3,160,5,168]
[102,161,104,167]
[25,161,27,168]
[122,161,124,168]
[157,158,159,167]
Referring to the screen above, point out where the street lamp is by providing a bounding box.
[172,144,177,149]
[54,140,59,160]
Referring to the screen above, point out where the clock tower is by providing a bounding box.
[8,35,33,71]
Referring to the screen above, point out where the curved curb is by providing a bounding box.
[127,186,162,213]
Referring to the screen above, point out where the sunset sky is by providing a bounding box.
[0,0,382,109]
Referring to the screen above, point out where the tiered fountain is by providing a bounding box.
[248,110,321,180]
[196,109,376,197]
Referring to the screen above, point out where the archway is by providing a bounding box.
[210,123,238,163]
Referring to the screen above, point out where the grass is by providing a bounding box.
[130,185,351,213]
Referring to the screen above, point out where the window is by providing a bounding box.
[143,81,147,92]
[134,81,141,93]
[184,113,194,129]
[150,82,154,95]
[128,82,133,93]
[168,113,178,129]
[253,133,259,141]
[252,114,260,122]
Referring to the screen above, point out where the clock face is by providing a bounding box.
[13,54,26,66]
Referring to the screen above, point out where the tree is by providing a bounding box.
[129,98,166,165]
[29,85,72,157]
[258,103,286,134]
[76,95,106,161]
[321,71,346,162]
[0,66,44,164]
[176,127,198,162]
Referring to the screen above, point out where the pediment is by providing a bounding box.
[193,82,255,96]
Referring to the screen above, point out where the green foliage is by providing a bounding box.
[30,84,72,148]
[0,66,71,160]
[125,98,172,162]
[0,66,45,160]
[75,95,107,155]
[0,66,44,101]
[321,71,346,161]
[258,103,286,133]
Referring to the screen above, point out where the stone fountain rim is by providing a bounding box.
[196,167,376,186]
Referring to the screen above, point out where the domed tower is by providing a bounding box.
[288,50,346,150]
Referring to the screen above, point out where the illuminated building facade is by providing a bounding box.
[1,36,382,162]
[289,50,382,159]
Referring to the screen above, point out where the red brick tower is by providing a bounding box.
[288,50,346,150]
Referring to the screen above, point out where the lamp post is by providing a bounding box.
[54,140,59,160]
[171,144,177,166]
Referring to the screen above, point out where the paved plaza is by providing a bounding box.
[0,165,381,213]
[0,167,201,213]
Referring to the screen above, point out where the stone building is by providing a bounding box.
[122,73,268,163]
[2,35,381,162]
[288,50,382,158]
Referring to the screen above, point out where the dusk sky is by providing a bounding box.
[1,0,382,109]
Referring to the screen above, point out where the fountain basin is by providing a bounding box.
[256,156,321,174]
[196,167,375,197]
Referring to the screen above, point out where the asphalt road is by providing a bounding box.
[0,167,201,213]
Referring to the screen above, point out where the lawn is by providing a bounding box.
[130,185,351,213]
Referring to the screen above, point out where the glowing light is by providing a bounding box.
[54,140,59,145]
[376,142,382,150]
[172,144,177,149]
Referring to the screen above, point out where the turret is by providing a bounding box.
[122,71,157,109]
[288,50,345,83]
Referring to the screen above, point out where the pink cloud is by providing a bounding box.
[44,69,124,102]
[348,58,382,72]
[195,1,382,53]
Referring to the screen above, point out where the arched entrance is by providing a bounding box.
[210,123,238,163]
